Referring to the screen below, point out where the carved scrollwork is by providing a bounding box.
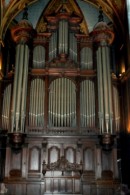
[42,156,83,176]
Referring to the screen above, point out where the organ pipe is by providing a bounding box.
[93,37,113,134]
[15,44,25,131]
[80,47,93,69]
[29,79,45,127]
[93,16,114,134]
[113,86,120,132]
[10,15,34,133]
[58,20,68,54]
[106,47,113,133]
[20,45,29,131]
[49,31,57,61]
[11,44,21,132]
[80,80,95,128]
[97,47,104,133]
[11,44,30,133]
[2,84,11,130]
[102,44,109,132]
[49,78,76,127]
[33,45,45,68]
[96,44,114,133]
[69,32,77,63]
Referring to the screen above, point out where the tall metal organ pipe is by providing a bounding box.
[10,18,33,133]
[58,20,68,54]
[33,45,45,68]
[69,32,77,63]
[92,17,114,134]
[49,78,76,127]
[49,31,57,61]
[80,47,93,69]
[2,84,12,130]
[80,80,95,127]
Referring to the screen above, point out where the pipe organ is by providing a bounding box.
[0,1,121,195]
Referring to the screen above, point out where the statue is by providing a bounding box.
[0,183,8,194]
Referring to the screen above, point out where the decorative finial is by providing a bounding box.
[22,4,28,20]
[98,6,104,22]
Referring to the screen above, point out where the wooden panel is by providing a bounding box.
[28,146,41,172]
[102,151,112,171]
[65,147,75,163]
[6,184,16,194]
[15,184,26,195]
[74,179,80,193]
[6,184,26,195]
[27,184,41,195]
[84,148,94,170]
[45,179,51,192]
[48,146,60,163]
[11,151,22,170]
[66,178,73,193]
[60,178,65,192]
[53,178,59,192]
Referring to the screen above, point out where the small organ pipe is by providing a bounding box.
[92,83,95,127]
[59,21,62,53]
[20,45,29,132]
[84,82,86,126]
[48,78,76,127]
[39,80,42,126]
[80,80,96,127]
[33,80,36,126]
[58,20,68,54]
[29,84,32,127]
[64,78,67,126]
[29,79,45,127]
[89,81,91,126]
[39,79,41,126]
[15,44,25,132]
[102,45,109,133]
[58,79,60,126]
[97,48,104,133]
[11,44,21,132]
[38,79,41,126]
[35,79,37,126]
[32,81,35,127]
[61,78,64,126]
[62,20,64,53]
[106,46,113,133]
[52,81,54,126]
[55,81,58,126]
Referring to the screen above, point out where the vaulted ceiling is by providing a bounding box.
[0,0,127,47]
